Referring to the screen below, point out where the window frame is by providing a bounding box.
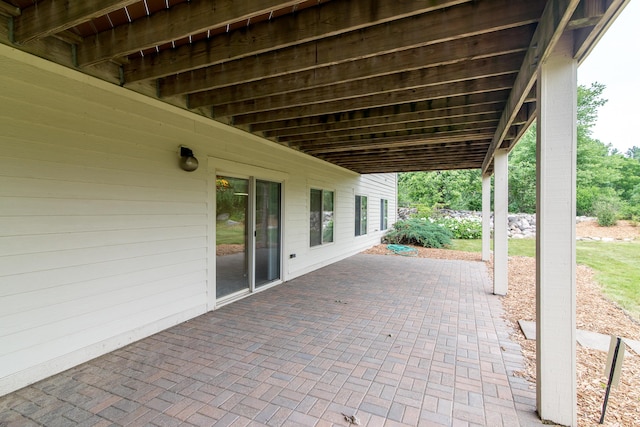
[309,188,335,247]
[355,194,368,236]
[380,198,388,231]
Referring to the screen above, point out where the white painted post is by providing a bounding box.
[493,149,508,295]
[536,33,577,427]
[481,173,492,262]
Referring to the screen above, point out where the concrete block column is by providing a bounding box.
[493,149,508,295]
[481,173,492,262]
[535,32,577,427]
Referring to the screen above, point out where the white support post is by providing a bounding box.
[493,149,508,295]
[481,173,492,262]
[536,33,577,427]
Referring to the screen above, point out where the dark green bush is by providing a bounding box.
[383,219,452,248]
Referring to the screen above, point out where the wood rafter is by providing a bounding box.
[232,74,516,126]
[77,0,306,66]
[275,113,502,144]
[160,25,536,98]
[190,52,526,112]
[266,104,505,139]
[14,1,139,44]
[297,128,496,154]
[253,91,511,134]
[124,0,544,82]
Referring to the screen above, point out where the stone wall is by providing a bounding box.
[397,208,595,239]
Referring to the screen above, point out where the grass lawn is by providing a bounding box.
[216,223,245,245]
[450,238,640,320]
[451,238,535,257]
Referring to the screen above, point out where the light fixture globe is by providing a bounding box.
[179,145,199,172]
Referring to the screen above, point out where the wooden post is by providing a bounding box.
[482,173,492,262]
[536,32,577,427]
[493,149,508,295]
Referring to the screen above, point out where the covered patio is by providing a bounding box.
[0,1,632,424]
[0,255,542,426]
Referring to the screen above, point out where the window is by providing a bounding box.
[380,199,388,231]
[355,195,367,236]
[310,189,334,246]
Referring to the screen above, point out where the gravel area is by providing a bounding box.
[362,220,640,426]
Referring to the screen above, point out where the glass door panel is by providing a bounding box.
[255,180,281,287]
[216,176,250,298]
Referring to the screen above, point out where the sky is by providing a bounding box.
[578,1,639,154]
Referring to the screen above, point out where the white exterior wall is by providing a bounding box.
[0,45,397,395]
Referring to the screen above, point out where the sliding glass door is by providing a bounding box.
[216,176,282,301]
[255,180,281,288]
[216,176,250,299]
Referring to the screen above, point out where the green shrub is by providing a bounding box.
[410,204,434,220]
[434,217,482,239]
[620,201,640,222]
[383,219,452,248]
[593,193,620,227]
[577,186,598,216]
[621,185,640,222]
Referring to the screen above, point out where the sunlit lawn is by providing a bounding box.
[450,238,640,320]
[216,223,245,245]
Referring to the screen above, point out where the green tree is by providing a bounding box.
[508,124,536,213]
[398,169,482,211]
[507,82,629,215]
[399,83,640,219]
[626,146,640,160]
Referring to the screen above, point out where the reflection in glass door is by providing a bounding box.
[255,180,281,287]
[216,176,250,299]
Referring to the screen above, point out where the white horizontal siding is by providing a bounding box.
[0,44,397,395]
[0,46,210,395]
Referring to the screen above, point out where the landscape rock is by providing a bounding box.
[398,208,610,239]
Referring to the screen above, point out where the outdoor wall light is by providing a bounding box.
[179,145,199,172]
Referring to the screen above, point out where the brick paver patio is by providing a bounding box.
[0,254,543,426]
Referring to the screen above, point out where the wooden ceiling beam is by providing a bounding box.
[197,53,523,118]
[190,51,525,111]
[160,25,535,98]
[342,161,484,173]
[482,0,581,174]
[573,0,627,61]
[309,142,492,160]
[318,145,490,160]
[76,0,303,66]
[568,0,605,29]
[328,157,487,171]
[124,0,545,82]
[279,117,500,145]
[324,153,487,167]
[298,129,496,154]
[232,74,516,125]
[253,91,510,133]
[0,1,20,17]
[266,103,504,139]
[363,165,483,173]
[83,0,466,68]
[13,0,138,44]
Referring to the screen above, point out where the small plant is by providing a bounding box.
[593,193,620,227]
[383,219,452,248]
